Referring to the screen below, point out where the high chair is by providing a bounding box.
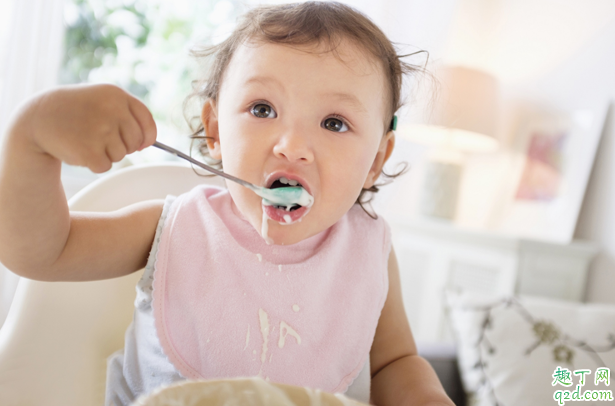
[0,162,224,406]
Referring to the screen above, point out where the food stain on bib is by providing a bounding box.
[244,324,250,351]
[278,321,301,348]
[258,309,270,364]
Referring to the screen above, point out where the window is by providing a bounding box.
[60,0,247,195]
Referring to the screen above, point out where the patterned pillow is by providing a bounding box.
[445,291,615,406]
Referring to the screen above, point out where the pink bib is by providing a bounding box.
[152,186,390,393]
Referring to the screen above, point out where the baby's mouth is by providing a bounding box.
[262,177,312,224]
[268,177,303,211]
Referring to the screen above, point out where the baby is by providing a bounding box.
[0,2,453,406]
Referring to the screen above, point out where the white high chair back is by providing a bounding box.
[0,162,224,406]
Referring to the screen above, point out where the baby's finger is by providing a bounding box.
[88,153,113,174]
[127,96,157,151]
[106,139,128,163]
[119,117,144,154]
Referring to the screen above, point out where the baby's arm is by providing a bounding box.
[370,247,454,406]
[0,84,161,281]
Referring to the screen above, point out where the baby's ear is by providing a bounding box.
[201,99,221,160]
[363,131,395,189]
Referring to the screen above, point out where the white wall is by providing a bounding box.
[559,22,615,304]
[368,0,615,304]
[446,0,615,304]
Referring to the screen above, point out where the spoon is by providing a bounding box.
[152,141,313,208]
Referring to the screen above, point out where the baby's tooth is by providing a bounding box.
[280,177,289,184]
[288,180,298,186]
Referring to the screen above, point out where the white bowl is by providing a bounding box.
[132,377,367,406]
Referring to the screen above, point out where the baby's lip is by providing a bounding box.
[263,204,310,224]
[264,171,313,196]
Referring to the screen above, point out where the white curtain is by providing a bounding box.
[0,0,65,327]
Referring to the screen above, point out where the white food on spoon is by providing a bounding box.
[258,177,314,210]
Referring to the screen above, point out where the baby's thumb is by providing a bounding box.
[128,96,157,151]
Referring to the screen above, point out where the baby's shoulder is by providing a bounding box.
[345,204,389,231]
[184,183,227,197]
[172,184,228,206]
[340,205,391,250]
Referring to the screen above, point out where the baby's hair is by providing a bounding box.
[184,1,427,217]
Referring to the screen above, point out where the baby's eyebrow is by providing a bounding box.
[244,75,284,91]
[326,92,367,113]
[243,75,366,113]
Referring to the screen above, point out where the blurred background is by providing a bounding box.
[0,1,614,404]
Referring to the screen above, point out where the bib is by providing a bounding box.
[152,186,390,393]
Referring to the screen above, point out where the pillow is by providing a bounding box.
[445,291,615,406]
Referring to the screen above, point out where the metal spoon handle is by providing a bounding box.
[152,141,259,192]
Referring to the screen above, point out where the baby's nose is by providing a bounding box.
[272,130,314,164]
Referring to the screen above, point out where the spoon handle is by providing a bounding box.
[151,141,259,192]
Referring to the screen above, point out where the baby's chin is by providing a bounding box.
[231,199,308,245]
[261,222,311,246]
[230,192,335,246]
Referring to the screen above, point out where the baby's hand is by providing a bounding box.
[28,84,156,173]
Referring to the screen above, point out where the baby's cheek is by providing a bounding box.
[355,153,377,181]
[332,159,366,188]
[329,178,363,209]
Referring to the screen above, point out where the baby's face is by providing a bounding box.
[206,39,393,245]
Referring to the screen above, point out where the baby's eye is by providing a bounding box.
[322,117,349,132]
[251,103,277,119]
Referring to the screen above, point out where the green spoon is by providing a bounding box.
[152,141,314,208]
